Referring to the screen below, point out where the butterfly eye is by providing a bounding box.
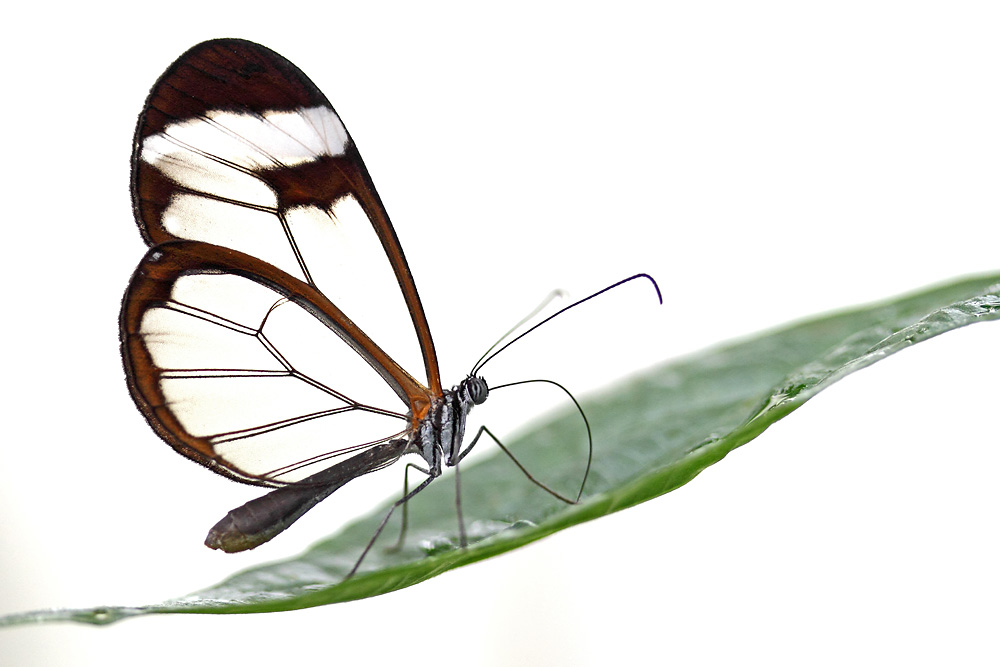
[468,376,489,405]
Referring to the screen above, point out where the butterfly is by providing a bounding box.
[121,39,660,576]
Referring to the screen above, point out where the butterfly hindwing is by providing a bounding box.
[122,241,422,485]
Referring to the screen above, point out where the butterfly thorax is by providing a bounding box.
[413,375,489,474]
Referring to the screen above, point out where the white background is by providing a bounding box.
[2,2,998,665]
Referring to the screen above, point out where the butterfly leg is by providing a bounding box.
[388,462,432,552]
[456,426,580,505]
[348,470,437,579]
[454,460,467,548]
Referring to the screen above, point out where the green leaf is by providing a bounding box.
[3,273,997,626]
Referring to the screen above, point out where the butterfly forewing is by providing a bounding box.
[130,39,440,397]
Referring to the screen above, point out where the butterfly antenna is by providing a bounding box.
[473,273,662,375]
[471,289,568,372]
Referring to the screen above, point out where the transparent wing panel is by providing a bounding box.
[284,197,426,383]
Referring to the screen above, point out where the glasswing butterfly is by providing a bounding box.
[121,38,660,577]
